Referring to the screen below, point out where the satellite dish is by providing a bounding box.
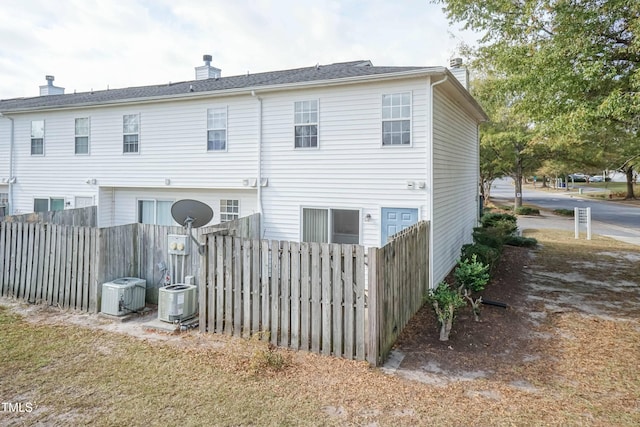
[171,199,213,228]
[171,199,214,255]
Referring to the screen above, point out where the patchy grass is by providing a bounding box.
[1,230,639,426]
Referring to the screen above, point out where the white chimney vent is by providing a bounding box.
[450,58,463,68]
[195,54,221,80]
[39,75,65,96]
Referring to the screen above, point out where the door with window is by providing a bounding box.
[381,207,418,245]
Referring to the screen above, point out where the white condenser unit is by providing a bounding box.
[158,284,197,323]
[101,277,146,316]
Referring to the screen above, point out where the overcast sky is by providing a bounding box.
[0,0,478,100]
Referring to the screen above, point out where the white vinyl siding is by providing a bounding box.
[382,92,411,146]
[431,87,479,286]
[207,107,227,151]
[31,120,44,155]
[261,79,429,247]
[294,100,318,148]
[75,117,90,154]
[123,114,139,153]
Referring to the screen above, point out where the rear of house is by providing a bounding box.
[0,58,486,286]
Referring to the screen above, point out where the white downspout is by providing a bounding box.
[0,113,15,215]
[251,90,264,235]
[428,75,448,290]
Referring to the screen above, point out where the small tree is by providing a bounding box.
[454,255,490,322]
[426,282,466,341]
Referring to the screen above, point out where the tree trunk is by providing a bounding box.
[541,175,548,188]
[625,167,636,200]
[439,316,453,341]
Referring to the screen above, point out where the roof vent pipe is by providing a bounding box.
[45,75,55,86]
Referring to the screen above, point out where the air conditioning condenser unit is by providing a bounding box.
[158,284,197,323]
[101,277,146,316]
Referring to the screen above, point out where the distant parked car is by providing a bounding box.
[568,173,588,182]
[590,175,604,182]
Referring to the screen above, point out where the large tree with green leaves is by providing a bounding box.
[438,0,640,198]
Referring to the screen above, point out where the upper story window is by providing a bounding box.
[294,100,318,148]
[220,199,239,222]
[123,114,139,153]
[207,107,227,151]
[75,118,90,155]
[382,93,411,146]
[31,120,44,155]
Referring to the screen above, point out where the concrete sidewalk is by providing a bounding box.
[516,211,640,246]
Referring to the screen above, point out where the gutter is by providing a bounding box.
[251,90,264,235]
[0,113,14,215]
[428,75,448,290]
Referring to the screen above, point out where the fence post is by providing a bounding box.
[367,247,379,366]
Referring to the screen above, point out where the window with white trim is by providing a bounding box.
[137,199,173,225]
[34,197,64,213]
[31,120,44,155]
[220,199,239,222]
[75,117,90,154]
[302,208,360,244]
[294,100,318,148]
[382,92,411,145]
[207,107,227,151]
[123,114,139,153]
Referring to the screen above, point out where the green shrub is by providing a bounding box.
[472,227,506,249]
[505,235,538,247]
[481,212,517,229]
[461,243,501,270]
[454,255,490,293]
[553,208,574,217]
[425,282,466,341]
[515,206,540,215]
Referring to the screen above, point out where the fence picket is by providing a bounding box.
[233,237,242,337]
[355,245,366,360]
[300,242,310,350]
[261,240,270,341]
[0,224,6,295]
[242,239,252,337]
[280,241,291,347]
[310,243,321,353]
[270,240,280,346]
[224,236,233,335]
[251,239,260,335]
[289,242,300,350]
[332,244,343,357]
[343,244,354,359]
[321,243,332,356]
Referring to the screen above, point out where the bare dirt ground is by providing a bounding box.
[389,230,640,394]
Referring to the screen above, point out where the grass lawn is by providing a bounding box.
[1,230,639,426]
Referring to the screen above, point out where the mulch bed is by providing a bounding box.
[393,245,543,377]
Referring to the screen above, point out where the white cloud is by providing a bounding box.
[0,0,478,99]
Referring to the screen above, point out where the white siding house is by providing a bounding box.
[0,59,486,286]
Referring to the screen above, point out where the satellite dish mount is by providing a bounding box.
[171,199,214,256]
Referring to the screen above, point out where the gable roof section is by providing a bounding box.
[0,60,487,121]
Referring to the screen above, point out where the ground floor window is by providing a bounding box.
[220,199,239,222]
[138,199,173,225]
[302,208,360,244]
[34,197,64,213]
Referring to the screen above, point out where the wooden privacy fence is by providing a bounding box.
[2,206,97,227]
[199,220,430,365]
[0,222,100,311]
[199,237,368,361]
[368,221,430,365]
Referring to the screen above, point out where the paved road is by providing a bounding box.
[490,178,640,246]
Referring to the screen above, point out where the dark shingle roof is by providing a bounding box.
[0,60,437,113]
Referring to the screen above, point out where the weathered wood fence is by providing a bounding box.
[2,206,97,227]
[199,237,367,360]
[199,220,430,365]
[0,222,100,311]
[0,214,261,311]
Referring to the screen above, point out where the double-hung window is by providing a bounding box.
[207,107,227,151]
[137,199,173,225]
[294,100,318,148]
[220,199,239,222]
[302,208,360,244]
[382,92,411,146]
[75,117,90,154]
[31,120,44,155]
[123,114,139,153]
